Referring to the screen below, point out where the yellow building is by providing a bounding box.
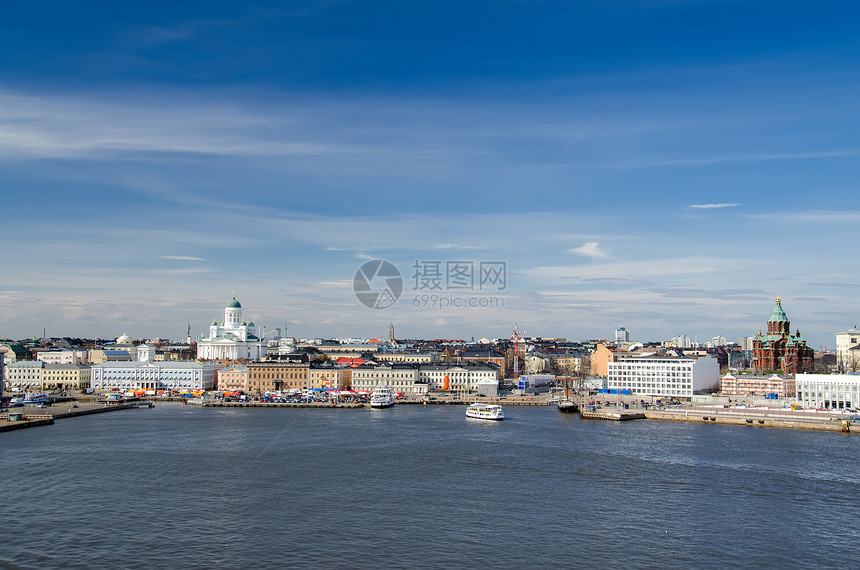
[248,361,309,393]
[308,365,351,390]
[42,364,91,390]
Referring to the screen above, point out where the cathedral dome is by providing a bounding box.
[227,295,241,308]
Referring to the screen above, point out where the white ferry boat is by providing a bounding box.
[465,403,504,421]
[370,387,395,408]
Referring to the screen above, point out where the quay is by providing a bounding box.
[645,406,851,432]
[1,402,142,432]
[186,400,364,409]
[580,409,646,421]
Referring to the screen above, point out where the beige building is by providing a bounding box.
[247,361,310,393]
[376,352,435,364]
[308,364,351,390]
[217,365,249,392]
[37,350,88,365]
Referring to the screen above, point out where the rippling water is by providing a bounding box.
[2,403,859,569]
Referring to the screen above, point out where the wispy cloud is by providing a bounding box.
[157,255,206,261]
[688,203,740,209]
[568,241,608,259]
[600,149,860,171]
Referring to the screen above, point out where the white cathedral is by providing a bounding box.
[196,294,267,361]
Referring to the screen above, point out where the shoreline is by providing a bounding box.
[3,395,855,434]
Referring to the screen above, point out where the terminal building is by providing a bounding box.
[608,355,719,399]
[796,373,860,410]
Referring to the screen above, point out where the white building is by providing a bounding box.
[5,361,45,391]
[36,350,88,364]
[418,364,498,392]
[197,295,267,361]
[835,328,860,372]
[796,373,860,410]
[350,363,426,395]
[91,361,220,392]
[670,334,693,349]
[615,327,630,343]
[608,356,719,399]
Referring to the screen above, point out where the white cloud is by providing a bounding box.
[568,241,607,259]
[688,203,740,209]
[157,255,206,261]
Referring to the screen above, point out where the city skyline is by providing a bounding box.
[2,1,860,346]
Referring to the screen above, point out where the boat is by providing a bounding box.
[465,402,504,421]
[370,387,395,408]
[556,377,579,413]
[128,401,155,408]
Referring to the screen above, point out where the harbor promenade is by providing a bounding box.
[0,401,142,432]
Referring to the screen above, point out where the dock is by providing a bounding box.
[580,409,646,421]
[1,402,142,433]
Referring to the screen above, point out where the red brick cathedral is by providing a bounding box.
[751,297,814,374]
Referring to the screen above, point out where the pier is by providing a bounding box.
[1,402,142,432]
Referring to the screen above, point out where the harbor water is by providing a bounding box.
[2,402,859,569]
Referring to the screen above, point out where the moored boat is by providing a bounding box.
[465,402,504,421]
[370,387,395,408]
[557,399,578,413]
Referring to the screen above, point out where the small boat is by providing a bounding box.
[128,401,155,408]
[465,403,504,421]
[556,377,579,413]
[370,387,395,408]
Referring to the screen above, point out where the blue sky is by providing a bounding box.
[2,0,859,347]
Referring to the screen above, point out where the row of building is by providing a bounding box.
[3,358,501,397]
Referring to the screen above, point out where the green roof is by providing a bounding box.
[769,298,788,322]
[227,295,241,308]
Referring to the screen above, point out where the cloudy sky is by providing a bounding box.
[2,1,859,347]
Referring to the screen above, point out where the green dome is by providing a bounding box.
[227,295,241,308]
[769,297,788,322]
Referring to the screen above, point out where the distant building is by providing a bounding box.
[751,297,814,374]
[608,355,719,399]
[376,352,435,364]
[796,373,860,410]
[615,327,630,344]
[36,350,88,365]
[670,335,693,348]
[455,348,506,375]
[835,328,860,372]
[197,295,266,361]
[737,336,755,352]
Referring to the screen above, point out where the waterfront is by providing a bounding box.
[2,403,859,569]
